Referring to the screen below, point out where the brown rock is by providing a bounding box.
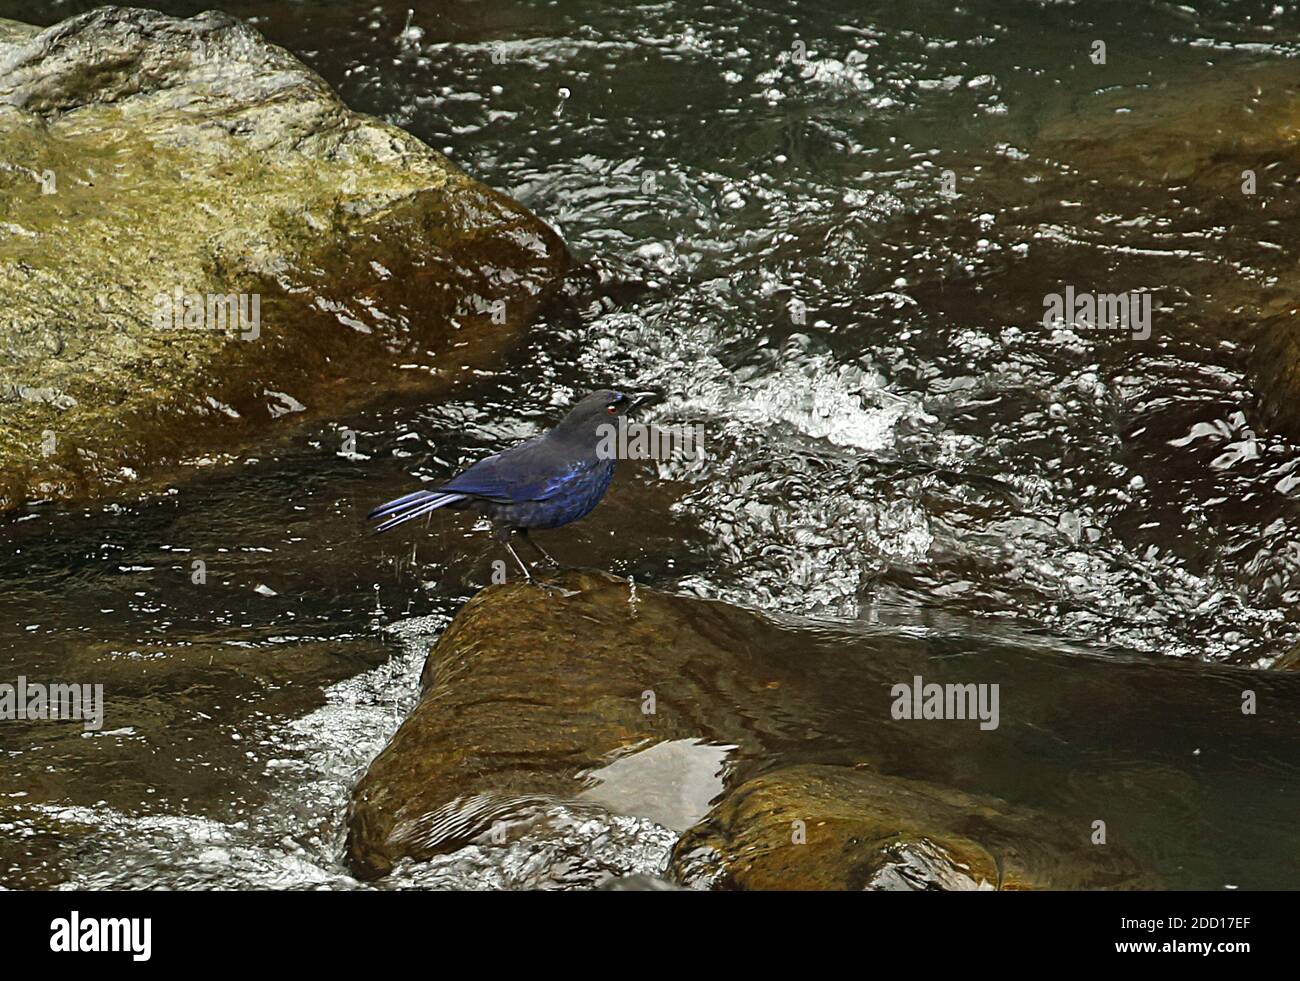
[345,569,810,878]
[0,7,567,508]
[669,763,1156,890]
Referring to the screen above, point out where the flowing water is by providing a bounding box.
[3,0,1300,889]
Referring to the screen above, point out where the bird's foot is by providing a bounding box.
[534,580,579,598]
[520,531,562,569]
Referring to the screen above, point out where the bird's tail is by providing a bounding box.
[367,489,467,533]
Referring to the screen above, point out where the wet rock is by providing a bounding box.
[669,764,1154,890]
[346,568,1300,885]
[345,569,809,878]
[0,7,567,509]
[1037,65,1300,186]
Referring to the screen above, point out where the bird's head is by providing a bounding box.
[555,389,660,441]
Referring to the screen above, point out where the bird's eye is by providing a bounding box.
[606,403,618,414]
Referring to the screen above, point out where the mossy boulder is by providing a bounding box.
[345,569,810,878]
[669,764,1155,890]
[0,6,567,508]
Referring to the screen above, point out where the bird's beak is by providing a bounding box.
[627,391,661,411]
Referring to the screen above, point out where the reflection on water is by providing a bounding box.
[581,738,735,832]
[2,0,1299,888]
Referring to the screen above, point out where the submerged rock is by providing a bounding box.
[0,633,392,889]
[669,764,1153,890]
[1036,64,1300,186]
[347,569,1300,887]
[0,7,566,509]
[1276,643,1300,671]
[1034,63,1300,440]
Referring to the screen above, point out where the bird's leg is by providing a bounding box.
[496,528,574,594]
[519,529,560,568]
[504,539,534,582]
[495,527,533,582]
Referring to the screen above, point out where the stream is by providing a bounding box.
[2,0,1299,889]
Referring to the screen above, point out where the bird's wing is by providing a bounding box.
[367,436,603,534]
[438,440,600,503]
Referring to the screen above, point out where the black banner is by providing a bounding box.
[0,890,1280,967]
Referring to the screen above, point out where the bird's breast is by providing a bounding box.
[506,460,615,530]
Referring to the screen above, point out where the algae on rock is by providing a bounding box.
[0,7,567,508]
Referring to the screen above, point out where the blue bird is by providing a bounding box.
[368,389,658,580]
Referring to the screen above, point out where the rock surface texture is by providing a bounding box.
[0,7,567,508]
